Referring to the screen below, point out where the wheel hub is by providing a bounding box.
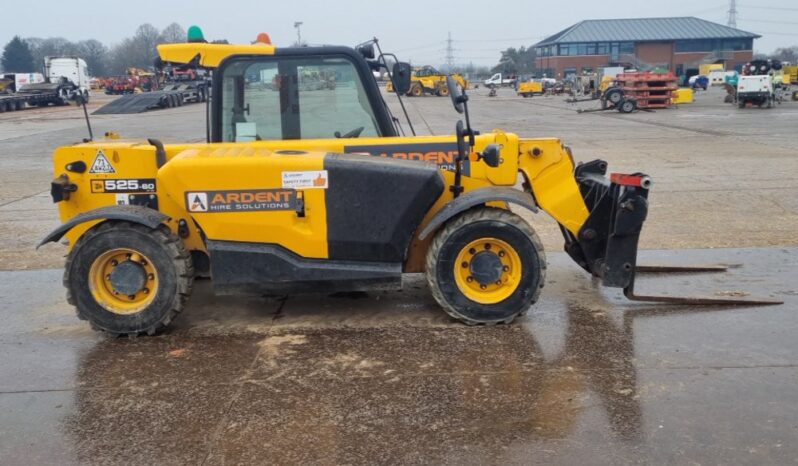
[89,248,159,315]
[453,237,523,305]
[109,261,147,296]
[469,251,503,285]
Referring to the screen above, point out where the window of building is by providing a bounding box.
[563,68,577,77]
[620,42,635,54]
[675,39,754,53]
[722,38,753,51]
[597,43,608,55]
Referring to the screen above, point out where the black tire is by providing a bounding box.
[619,99,636,113]
[0,101,7,113]
[425,208,546,325]
[409,83,423,97]
[64,222,194,337]
[738,101,746,109]
[605,87,623,105]
[438,85,450,97]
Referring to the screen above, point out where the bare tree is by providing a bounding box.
[159,23,186,44]
[27,37,80,69]
[77,40,108,76]
[108,23,162,73]
[771,46,798,63]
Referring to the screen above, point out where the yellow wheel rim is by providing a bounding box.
[88,248,159,315]
[454,237,522,305]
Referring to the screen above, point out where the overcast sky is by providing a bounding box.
[3,0,797,66]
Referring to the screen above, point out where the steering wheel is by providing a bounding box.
[334,126,365,139]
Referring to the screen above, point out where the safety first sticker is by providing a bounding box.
[186,190,297,213]
[281,170,328,189]
[89,150,116,174]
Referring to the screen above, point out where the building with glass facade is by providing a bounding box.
[534,17,759,78]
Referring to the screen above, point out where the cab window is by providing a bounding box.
[221,56,381,142]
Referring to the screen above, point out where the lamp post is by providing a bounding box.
[294,21,303,46]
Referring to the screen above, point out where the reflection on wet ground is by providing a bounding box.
[1,248,796,464]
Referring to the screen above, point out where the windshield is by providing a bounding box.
[220,56,382,142]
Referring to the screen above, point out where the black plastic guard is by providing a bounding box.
[37,205,169,248]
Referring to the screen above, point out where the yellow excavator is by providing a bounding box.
[41,30,778,336]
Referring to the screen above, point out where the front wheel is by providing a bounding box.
[425,208,546,325]
[64,222,193,336]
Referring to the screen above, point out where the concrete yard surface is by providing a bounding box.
[0,87,797,464]
[0,248,796,464]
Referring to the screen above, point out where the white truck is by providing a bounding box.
[484,73,516,87]
[0,56,91,112]
[44,56,91,100]
[737,75,775,109]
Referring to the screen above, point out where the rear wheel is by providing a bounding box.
[64,222,193,336]
[425,208,546,325]
[409,83,424,97]
[619,99,636,113]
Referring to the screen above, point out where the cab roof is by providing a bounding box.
[156,42,276,69]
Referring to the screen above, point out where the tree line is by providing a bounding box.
[1,23,188,76]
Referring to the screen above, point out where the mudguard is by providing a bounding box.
[38,205,169,248]
[418,187,538,240]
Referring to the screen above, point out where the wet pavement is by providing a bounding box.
[1,247,796,465]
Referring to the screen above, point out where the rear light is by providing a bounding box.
[610,173,652,189]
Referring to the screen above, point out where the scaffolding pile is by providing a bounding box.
[615,72,678,109]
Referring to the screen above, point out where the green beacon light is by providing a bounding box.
[187,26,206,43]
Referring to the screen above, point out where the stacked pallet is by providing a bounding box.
[615,72,678,109]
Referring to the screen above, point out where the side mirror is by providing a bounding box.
[480,144,502,168]
[357,44,375,60]
[391,62,412,95]
[446,75,465,114]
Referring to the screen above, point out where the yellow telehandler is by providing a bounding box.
[386,65,468,96]
[41,31,778,336]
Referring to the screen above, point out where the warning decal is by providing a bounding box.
[89,150,116,174]
[282,170,328,189]
[186,190,296,213]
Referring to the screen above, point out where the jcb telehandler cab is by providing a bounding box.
[42,33,777,336]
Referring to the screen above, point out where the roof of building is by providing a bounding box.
[536,17,761,46]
